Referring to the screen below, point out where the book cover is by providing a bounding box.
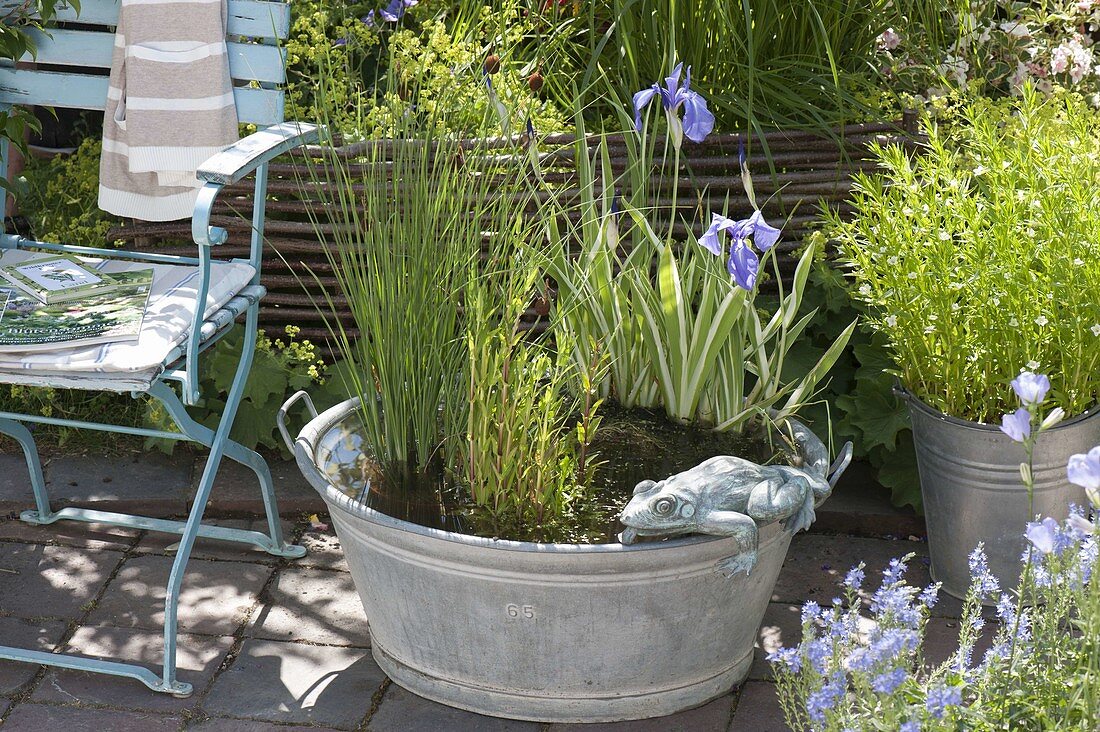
[0,255,123,305]
[0,269,154,352]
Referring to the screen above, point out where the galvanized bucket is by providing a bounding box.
[287,396,796,723]
[904,390,1098,600]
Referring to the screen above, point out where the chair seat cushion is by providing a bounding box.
[0,249,256,391]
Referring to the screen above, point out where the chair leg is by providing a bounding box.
[0,416,52,523]
[161,307,285,694]
[147,381,304,560]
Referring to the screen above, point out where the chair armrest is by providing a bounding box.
[196,122,322,186]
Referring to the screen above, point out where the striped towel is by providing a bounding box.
[98,0,239,222]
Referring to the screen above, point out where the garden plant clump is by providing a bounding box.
[878,0,1100,106]
[769,373,1100,730]
[303,47,855,543]
[828,87,1100,424]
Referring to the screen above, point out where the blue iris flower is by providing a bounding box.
[632,63,715,147]
[381,0,417,21]
[698,211,782,291]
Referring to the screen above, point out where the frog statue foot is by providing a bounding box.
[618,416,853,577]
[716,550,758,578]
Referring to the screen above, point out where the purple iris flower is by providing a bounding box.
[380,0,416,22]
[698,211,782,290]
[632,63,715,145]
[1026,517,1060,555]
[999,407,1031,442]
[1011,371,1050,406]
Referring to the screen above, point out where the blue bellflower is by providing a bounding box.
[632,63,715,148]
[1011,371,1051,406]
[1000,407,1031,442]
[1026,516,1061,555]
[1068,445,1100,506]
[698,211,782,290]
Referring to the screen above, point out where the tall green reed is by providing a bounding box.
[300,69,514,484]
[580,0,957,134]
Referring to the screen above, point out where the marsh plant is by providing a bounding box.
[303,81,528,486]
[829,88,1100,423]
[453,246,606,542]
[768,376,1100,730]
[303,57,612,539]
[546,68,854,434]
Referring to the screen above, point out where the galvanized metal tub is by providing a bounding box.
[905,391,1098,599]
[292,397,795,723]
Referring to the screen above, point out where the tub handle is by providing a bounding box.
[277,390,318,453]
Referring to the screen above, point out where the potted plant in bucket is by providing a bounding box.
[826,87,1100,599]
[281,69,853,723]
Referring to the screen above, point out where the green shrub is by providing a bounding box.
[828,88,1100,423]
[145,326,325,456]
[19,138,122,246]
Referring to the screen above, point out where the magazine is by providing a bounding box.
[0,255,126,305]
[0,268,154,352]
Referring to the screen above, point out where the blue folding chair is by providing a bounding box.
[0,0,319,696]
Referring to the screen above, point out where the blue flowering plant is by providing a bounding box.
[768,374,1100,730]
[547,68,854,432]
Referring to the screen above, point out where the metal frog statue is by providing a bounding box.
[619,416,853,577]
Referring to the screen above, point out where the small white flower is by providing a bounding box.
[991,297,1000,306]
[951,303,961,311]
[1092,324,1100,336]
[1010,318,1020,327]
[924,325,936,334]
[1035,315,1049,327]
[908,272,919,279]
[1075,258,1085,266]
[859,284,872,296]
[888,256,899,266]
[1027,360,1041,370]
[938,230,951,241]
[886,315,898,328]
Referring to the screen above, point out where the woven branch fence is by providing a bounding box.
[110,116,919,352]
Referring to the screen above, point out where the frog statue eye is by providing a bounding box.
[653,497,677,516]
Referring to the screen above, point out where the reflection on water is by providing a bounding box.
[315,405,789,543]
[315,412,466,532]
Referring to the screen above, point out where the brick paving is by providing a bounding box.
[0,453,929,731]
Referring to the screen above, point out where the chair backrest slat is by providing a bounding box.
[0,0,289,123]
[22,29,287,84]
[0,68,284,125]
[0,0,291,41]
